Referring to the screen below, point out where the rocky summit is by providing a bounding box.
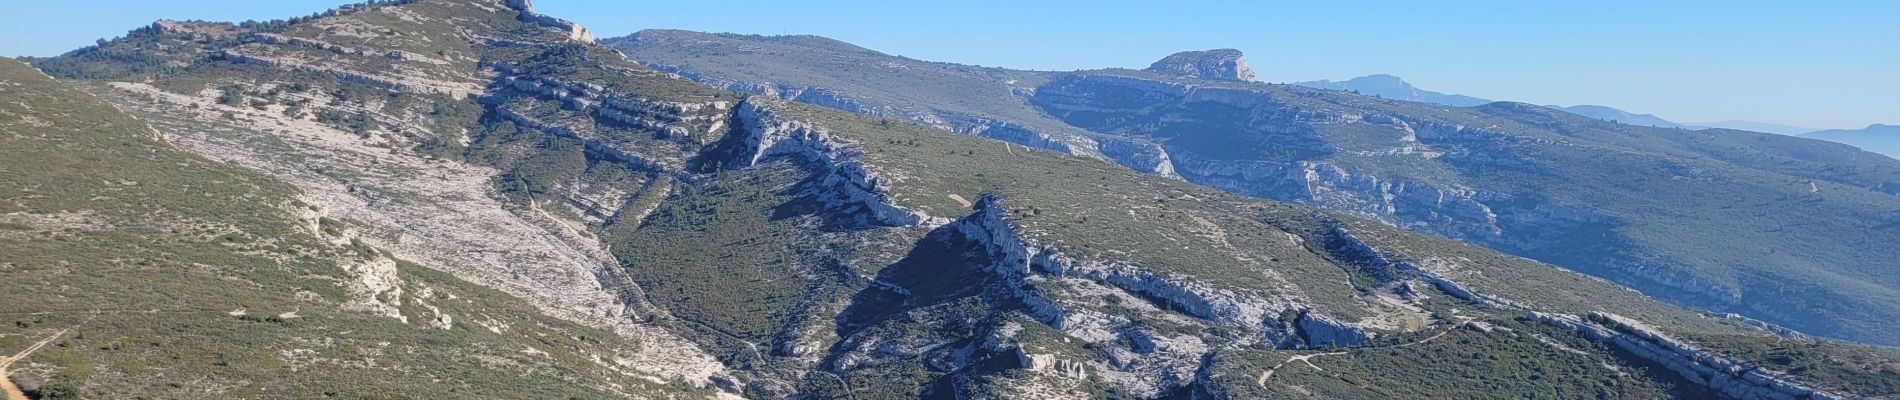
[1143,48,1257,82]
[2,0,1897,399]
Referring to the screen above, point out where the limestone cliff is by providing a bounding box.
[1144,49,1257,82]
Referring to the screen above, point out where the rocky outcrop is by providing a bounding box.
[340,253,407,323]
[1017,348,1090,380]
[504,0,594,43]
[723,99,924,228]
[1095,136,1180,178]
[1297,311,1369,348]
[493,73,729,140]
[1310,220,1530,310]
[928,200,1216,396]
[1711,313,1808,339]
[890,194,1423,396]
[491,108,675,173]
[944,114,1075,154]
[951,195,1370,350]
[1525,312,1844,400]
[1144,49,1256,82]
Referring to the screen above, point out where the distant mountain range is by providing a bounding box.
[1693,120,1824,136]
[9,1,1899,396]
[619,31,1900,350]
[1804,124,1900,159]
[1549,104,1683,128]
[1291,75,1824,134]
[1291,74,1491,107]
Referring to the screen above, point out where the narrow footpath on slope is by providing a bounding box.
[2,325,80,400]
[1257,319,1472,388]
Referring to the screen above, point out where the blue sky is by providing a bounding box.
[3,1,1894,130]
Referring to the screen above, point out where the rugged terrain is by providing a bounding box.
[0,57,724,398]
[3,0,1898,398]
[616,31,1900,347]
[1286,74,1828,134]
[603,31,1181,177]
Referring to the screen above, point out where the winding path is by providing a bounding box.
[1256,320,1471,388]
[2,325,81,400]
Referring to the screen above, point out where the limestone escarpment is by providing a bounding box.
[1527,312,1845,400]
[1144,48,1257,82]
[505,0,594,42]
[487,69,733,171]
[851,194,1388,396]
[32,0,1900,395]
[719,99,926,228]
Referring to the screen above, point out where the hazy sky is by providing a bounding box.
[4,0,1894,130]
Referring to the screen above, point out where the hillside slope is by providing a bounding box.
[14,1,1900,398]
[606,30,1182,177]
[616,34,1900,347]
[0,57,721,398]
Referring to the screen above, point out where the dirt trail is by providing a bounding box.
[1255,351,1346,386]
[2,327,78,400]
[1256,320,1471,387]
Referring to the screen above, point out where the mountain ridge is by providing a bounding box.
[1289,74,1836,134]
[614,30,1900,350]
[4,1,1897,398]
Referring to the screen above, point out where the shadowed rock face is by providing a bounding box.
[1144,49,1256,82]
[24,3,1900,398]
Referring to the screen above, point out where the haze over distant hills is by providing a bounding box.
[1291,74,1491,107]
[1547,104,1683,129]
[1804,124,1900,159]
[5,1,1899,398]
[1291,74,1824,134]
[1695,120,1824,136]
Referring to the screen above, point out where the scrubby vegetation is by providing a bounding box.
[15,0,1900,397]
[0,52,704,399]
[1690,333,1900,396]
[1235,319,1705,399]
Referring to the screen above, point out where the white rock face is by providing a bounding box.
[923,194,1402,396]
[1144,49,1257,82]
[93,81,738,389]
[504,0,594,42]
[1527,312,1845,400]
[1018,348,1089,379]
[727,99,925,227]
[1297,312,1369,348]
[342,253,407,323]
[490,71,731,170]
